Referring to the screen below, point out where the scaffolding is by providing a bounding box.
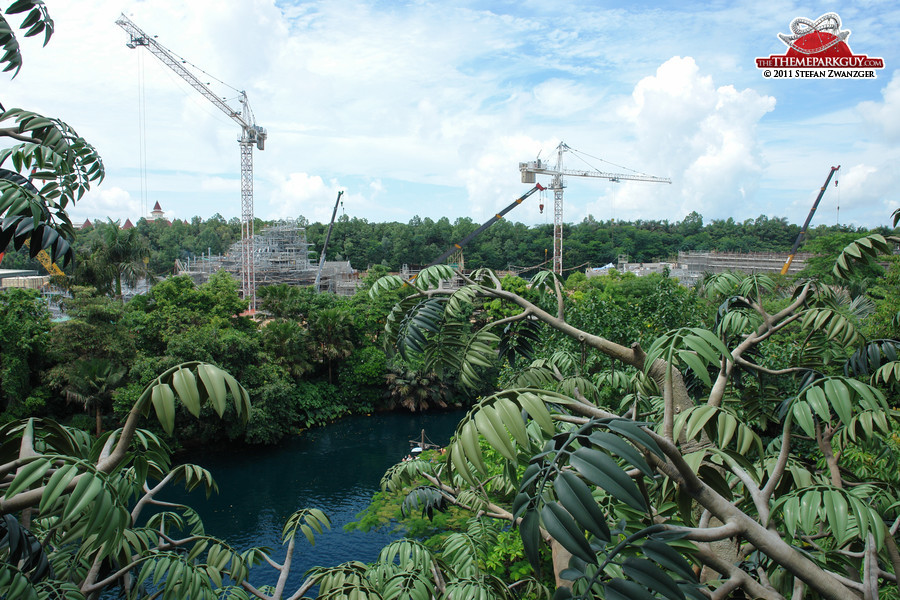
[673,251,811,286]
[176,219,359,295]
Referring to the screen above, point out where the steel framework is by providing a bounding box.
[116,14,267,308]
[520,142,670,275]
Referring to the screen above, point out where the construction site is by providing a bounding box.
[585,251,812,287]
[174,219,360,296]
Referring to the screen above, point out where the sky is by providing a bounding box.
[5,0,900,230]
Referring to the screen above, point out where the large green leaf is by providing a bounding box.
[541,501,596,564]
[569,447,645,511]
[553,470,610,542]
[833,233,897,279]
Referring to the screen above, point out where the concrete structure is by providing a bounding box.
[584,251,811,286]
[0,268,40,288]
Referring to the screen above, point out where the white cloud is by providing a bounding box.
[620,56,776,221]
[5,1,899,232]
[833,163,898,223]
[69,187,140,224]
[858,70,900,142]
[268,172,336,221]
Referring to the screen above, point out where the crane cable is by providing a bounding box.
[569,146,657,178]
[137,50,149,219]
[149,32,242,95]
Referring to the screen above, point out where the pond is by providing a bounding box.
[165,409,465,592]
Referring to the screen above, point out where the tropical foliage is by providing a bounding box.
[355,236,900,599]
[1,0,103,265]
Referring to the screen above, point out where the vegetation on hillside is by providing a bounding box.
[3,3,900,599]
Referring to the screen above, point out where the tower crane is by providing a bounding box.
[520,142,670,275]
[115,14,267,308]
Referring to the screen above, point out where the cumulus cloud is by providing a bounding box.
[831,163,898,224]
[459,134,546,223]
[268,172,338,221]
[619,56,776,221]
[69,187,141,224]
[8,1,898,230]
[858,70,900,142]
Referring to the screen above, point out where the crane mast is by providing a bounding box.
[115,14,267,309]
[520,142,670,275]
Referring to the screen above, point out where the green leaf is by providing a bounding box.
[589,431,653,476]
[197,363,227,417]
[605,578,655,600]
[553,470,611,542]
[39,462,78,512]
[823,490,848,544]
[171,367,200,417]
[569,447,645,511]
[623,557,686,600]
[642,539,696,581]
[540,502,596,564]
[62,473,102,520]
[799,490,822,533]
[519,510,542,570]
[473,404,515,461]
[684,405,716,441]
[678,350,711,386]
[151,383,176,435]
[5,456,50,499]
[791,401,815,438]
[825,379,853,425]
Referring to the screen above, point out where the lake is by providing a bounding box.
[165,409,465,592]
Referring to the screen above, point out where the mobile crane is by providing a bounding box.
[780,166,840,275]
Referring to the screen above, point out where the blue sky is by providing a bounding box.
[5,0,899,229]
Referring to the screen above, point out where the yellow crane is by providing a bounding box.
[23,239,66,278]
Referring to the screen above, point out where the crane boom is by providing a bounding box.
[780,165,840,275]
[520,164,671,185]
[315,191,344,291]
[424,184,545,271]
[520,142,670,275]
[115,14,266,309]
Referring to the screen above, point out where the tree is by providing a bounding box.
[309,307,355,384]
[359,248,900,599]
[1,1,104,265]
[63,357,124,436]
[0,361,263,599]
[384,366,449,412]
[0,288,50,413]
[76,219,151,297]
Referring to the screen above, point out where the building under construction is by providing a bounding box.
[585,251,811,286]
[176,219,359,295]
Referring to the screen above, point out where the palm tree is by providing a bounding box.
[308,307,355,384]
[384,366,448,412]
[261,319,314,379]
[79,220,151,298]
[64,358,126,436]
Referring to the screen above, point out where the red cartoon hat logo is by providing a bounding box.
[778,13,851,58]
[756,12,884,78]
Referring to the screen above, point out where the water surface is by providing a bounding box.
[166,410,464,591]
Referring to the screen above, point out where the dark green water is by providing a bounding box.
[166,410,465,591]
